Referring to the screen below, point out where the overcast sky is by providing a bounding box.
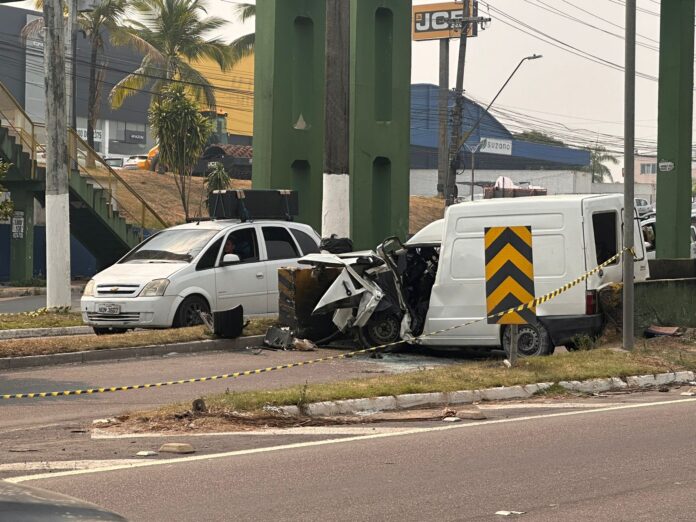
[13,0,675,177]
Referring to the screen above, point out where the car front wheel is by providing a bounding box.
[176,296,210,327]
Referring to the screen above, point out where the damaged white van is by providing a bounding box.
[302,195,648,356]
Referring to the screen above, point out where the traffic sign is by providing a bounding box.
[485,226,536,325]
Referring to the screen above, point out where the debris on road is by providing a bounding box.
[442,416,461,422]
[136,451,158,457]
[158,443,195,454]
[645,325,682,338]
[495,510,526,516]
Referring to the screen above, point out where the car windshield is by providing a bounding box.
[120,229,219,263]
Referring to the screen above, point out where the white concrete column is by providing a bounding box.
[321,173,350,238]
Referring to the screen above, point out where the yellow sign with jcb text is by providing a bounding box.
[485,226,536,325]
[412,1,478,41]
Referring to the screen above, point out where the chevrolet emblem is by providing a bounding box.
[111,287,120,292]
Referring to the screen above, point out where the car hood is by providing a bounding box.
[94,261,187,284]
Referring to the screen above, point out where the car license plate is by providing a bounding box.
[97,304,121,315]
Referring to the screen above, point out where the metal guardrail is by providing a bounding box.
[0,81,168,238]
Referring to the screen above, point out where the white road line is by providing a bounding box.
[0,460,141,472]
[477,402,624,410]
[8,397,696,484]
[91,426,418,439]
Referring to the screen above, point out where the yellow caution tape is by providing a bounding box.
[1,248,633,400]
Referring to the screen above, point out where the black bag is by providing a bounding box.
[320,234,353,254]
[213,305,244,338]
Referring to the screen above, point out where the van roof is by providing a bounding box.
[447,194,622,215]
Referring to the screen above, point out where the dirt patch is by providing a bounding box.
[110,169,444,233]
[409,195,444,234]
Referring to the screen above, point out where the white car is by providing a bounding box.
[634,197,652,218]
[641,217,696,259]
[81,220,320,334]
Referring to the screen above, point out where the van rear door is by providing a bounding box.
[582,198,648,287]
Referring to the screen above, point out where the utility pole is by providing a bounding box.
[322,0,350,238]
[623,0,636,350]
[43,0,72,308]
[445,0,469,206]
[437,38,449,198]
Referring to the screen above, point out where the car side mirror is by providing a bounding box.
[222,254,240,265]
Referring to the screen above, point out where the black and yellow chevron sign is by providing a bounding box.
[485,226,536,325]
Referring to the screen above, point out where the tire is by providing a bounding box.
[175,296,210,327]
[357,313,402,348]
[502,320,554,357]
[93,327,127,336]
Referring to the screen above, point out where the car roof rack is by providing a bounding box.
[208,189,299,222]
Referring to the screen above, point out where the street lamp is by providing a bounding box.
[447,54,543,204]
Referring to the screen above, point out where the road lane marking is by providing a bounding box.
[8,397,696,484]
[91,426,419,439]
[0,460,141,472]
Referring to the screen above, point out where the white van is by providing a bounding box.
[303,194,648,356]
[81,220,320,334]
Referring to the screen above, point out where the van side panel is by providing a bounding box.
[421,204,586,347]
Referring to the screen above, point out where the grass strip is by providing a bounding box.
[0,317,275,358]
[146,341,696,417]
[0,312,84,331]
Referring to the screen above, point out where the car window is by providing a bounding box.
[120,229,219,263]
[221,228,259,264]
[290,228,320,255]
[263,226,300,260]
[196,237,223,271]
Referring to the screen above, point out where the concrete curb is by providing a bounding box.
[0,335,265,371]
[279,372,696,417]
[0,326,93,340]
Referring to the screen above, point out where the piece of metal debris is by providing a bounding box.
[136,451,158,457]
[495,510,526,516]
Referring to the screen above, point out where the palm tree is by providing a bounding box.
[109,0,235,110]
[585,144,618,183]
[22,0,130,149]
[229,2,255,66]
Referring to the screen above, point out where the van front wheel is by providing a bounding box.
[502,321,554,357]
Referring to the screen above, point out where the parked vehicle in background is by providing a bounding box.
[81,219,320,334]
[103,157,124,168]
[303,195,649,357]
[122,154,150,170]
[640,216,696,259]
[634,197,652,217]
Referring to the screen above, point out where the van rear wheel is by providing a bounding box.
[502,321,554,357]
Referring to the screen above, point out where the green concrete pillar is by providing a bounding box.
[349,0,411,250]
[9,188,35,283]
[252,0,326,230]
[656,0,694,259]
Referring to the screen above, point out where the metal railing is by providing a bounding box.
[0,81,168,239]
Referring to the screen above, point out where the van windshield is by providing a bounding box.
[121,229,219,263]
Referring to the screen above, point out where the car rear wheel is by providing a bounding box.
[176,296,210,327]
[502,320,554,357]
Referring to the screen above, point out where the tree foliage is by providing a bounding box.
[149,84,212,220]
[0,160,13,220]
[110,0,235,109]
[205,162,231,194]
[583,144,618,183]
[229,2,255,67]
[515,130,565,147]
[24,0,130,148]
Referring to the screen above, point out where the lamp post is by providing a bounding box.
[446,54,543,205]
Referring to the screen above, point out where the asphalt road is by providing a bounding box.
[0,294,82,313]
[10,395,696,521]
